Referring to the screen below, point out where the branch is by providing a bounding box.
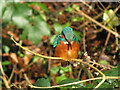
[11,35,104,76]
[73,7,120,38]
[11,35,62,60]
[28,76,120,88]
[11,35,120,89]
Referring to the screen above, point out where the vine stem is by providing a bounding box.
[28,76,120,88]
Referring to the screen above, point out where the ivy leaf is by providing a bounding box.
[53,23,62,34]
[38,3,49,12]
[56,74,68,84]
[13,3,32,16]
[50,35,57,45]
[58,79,83,88]
[97,63,120,86]
[20,27,29,40]
[2,61,11,65]
[50,66,59,75]
[12,15,29,28]
[103,9,119,26]
[73,31,82,41]
[12,3,32,28]
[33,78,50,87]
[28,16,50,45]
[3,45,10,53]
[62,22,70,29]
[2,4,14,22]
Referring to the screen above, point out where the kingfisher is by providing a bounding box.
[53,27,80,61]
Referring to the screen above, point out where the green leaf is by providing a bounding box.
[11,3,32,28]
[103,9,119,26]
[2,45,10,53]
[2,61,11,65]
[58,79,82,88]
[53,23,62,34]
[99,82,113,88]
[13,3,32,16]
[50,66,59,75]
[28,16,51,45]
[20,27,28,40]
[65,6,74,12]
[2,4,14,22]
[57,11,63,15]
[98,64,119,84]
[12,15,29,28]
[59,66,70,74]
[102,66,118,76]
[62,22,70,29]
[56,74,68,84]
[32,56,40,63]
[17,51,25,57]
[1,1,7,18]
[98,60,109,65]
[33,78,50,87]
[39,3,49,12]
[73,31,82,41]
[72,4,80,10]
[50,35,57,45]
[71,17,84,22]
[103,11,109,21]
[84,83,96,88]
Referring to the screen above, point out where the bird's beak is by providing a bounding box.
[68,42,72,50]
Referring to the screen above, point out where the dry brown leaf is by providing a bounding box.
[9,53,18,64]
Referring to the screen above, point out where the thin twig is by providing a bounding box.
[24,73,32,85]
[73,7,120,38]
[94,76,105,89]
[102,33,111,54]
[11,35,62,60]
[83,30,86,52]
[79,0,98,14]
[77,68,82,79]
[8,68,14,83]
[0,76,10,88]
[0,62,10,88]
[76,3,111,29]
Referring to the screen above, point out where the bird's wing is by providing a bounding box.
[53,35,61,48]
[53,35,66,48]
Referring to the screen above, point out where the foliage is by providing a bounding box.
[2,2,51,45]
[33,78,50,87]
[103,9,119,27]
[1,1,120,89]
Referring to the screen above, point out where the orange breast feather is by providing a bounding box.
[55,40,79,59]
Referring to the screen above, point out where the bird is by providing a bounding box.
[53,27,80,62]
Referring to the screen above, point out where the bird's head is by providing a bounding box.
[62,27,74,49]
[62,27,74,42]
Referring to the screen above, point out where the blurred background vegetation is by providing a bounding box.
[1,1,120,89]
